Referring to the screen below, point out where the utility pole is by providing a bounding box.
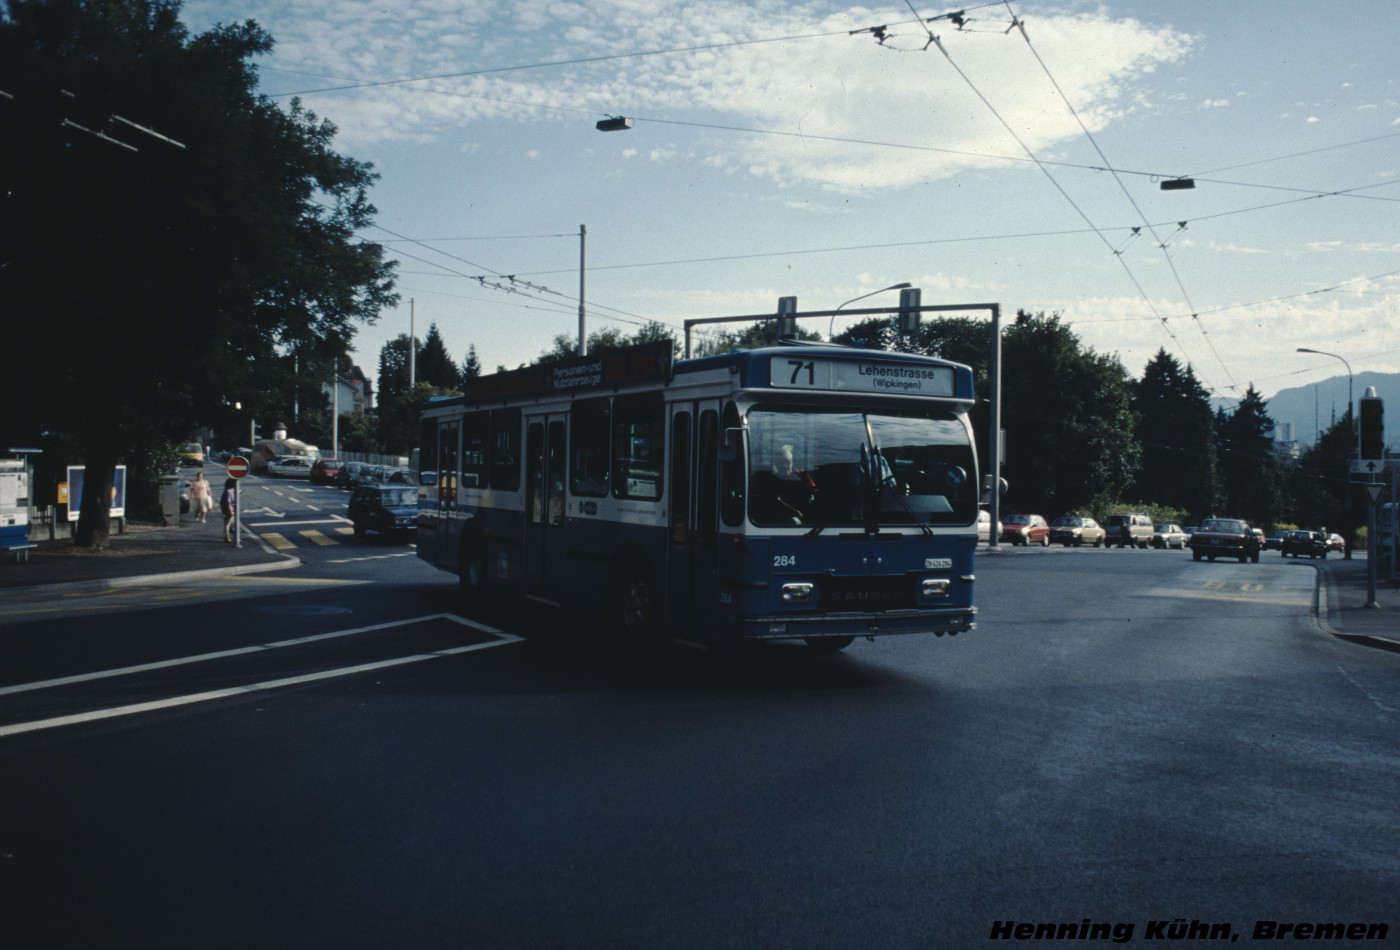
[409,298,416,390]
[578,224,587,356]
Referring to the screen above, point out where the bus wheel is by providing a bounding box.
[804,636,855,653]
[458,537,488,599]
[615,565,658,639]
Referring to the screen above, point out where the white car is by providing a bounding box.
[266,456,314,478]
[976,509,1002,543]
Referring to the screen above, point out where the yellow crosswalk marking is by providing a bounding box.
[299,530,336,546]
[260,532,296,551]
[334,526,355,535]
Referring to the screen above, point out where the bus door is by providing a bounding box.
[435,419,459,568]
[666,400,722,641]
[524,414,567,600]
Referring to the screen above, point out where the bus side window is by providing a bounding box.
[490,408,521,491]
[720,402,745,526]
[569,396,610,497]
[462,412,488,489]
[612,392,664,501]
[697,409,719,541]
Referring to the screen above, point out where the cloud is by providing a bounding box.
[183,1,1193,193]
[1201,99,1230,108]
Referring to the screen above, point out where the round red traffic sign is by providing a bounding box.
[227,456,250,479]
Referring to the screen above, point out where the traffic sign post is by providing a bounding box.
[227,456,248,548]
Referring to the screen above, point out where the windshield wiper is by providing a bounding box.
[872,443,932,536]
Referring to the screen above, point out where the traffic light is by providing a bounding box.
[897,287,922,334]
[776,296,798,339]
[1359,392,1384,460]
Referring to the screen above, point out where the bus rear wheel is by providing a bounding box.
[614,564,658,640]
[458,536,488,600]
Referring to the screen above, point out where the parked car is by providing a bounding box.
[266,456,314,478]
[1325,533,1346,554]
[336,461,364,489]
[1190,517,1262,563]
[347,485,418,539]
[1280,529,1327,559]
[1263,530,1288,551]
[976,509,1001,543]
[1152,523,1188,549]
[1104,513,1154,548]
[385,469,416,484]
[309,458,342,486]
[1000,513,1050,546]
[1049,516,1105,547]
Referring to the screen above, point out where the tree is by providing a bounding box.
[417,323,459,391]
[377,381,453,456]
[536,322,680,364]
[377,334,420,407]
[0,0,397,546]
[460,344,482,388]
[1131,349,1219,519]
[1216,385,1287,525]
[997,311,1138,515]
[692,320,821,356]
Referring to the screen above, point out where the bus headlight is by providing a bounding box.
[920,578,951,600]
[781,582,814,605]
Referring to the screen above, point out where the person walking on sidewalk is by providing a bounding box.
[189,472,212,523]
[220,478,237,543]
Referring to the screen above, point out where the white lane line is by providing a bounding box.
[0,615,504,698]
[0,634,521,738]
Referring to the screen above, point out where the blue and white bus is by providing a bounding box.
[417,340,979,651]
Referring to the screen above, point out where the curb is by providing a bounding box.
[1310,561,1400,655]
[0,553,303,597]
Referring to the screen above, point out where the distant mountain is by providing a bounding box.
[1215,371,1400,451]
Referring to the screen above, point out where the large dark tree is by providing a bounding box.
[1131,349,1219,519]
[996,311,1138,516]
[417,323,459,391]
[0,0,397,545]
[1216,385,1287,526]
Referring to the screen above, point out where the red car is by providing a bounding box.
[309,458,342,486]
[1000,514,1051,546]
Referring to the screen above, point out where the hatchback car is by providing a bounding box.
[1280,530,1327,559]
[309,458,342,485]
[347,485,419,540]
[1049,516,1105,547]
[1000,514,1050,546]
[1152,523,1188,549]
[266,456,314,478]
[1263,530,1287,551]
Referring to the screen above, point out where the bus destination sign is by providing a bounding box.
[463,341,673,403]
[770,357,954,396]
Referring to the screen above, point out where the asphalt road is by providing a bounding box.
[2,533,1397,949]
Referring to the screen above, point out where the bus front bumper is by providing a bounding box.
[735,606,976,641]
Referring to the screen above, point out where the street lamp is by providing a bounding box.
[828,282,913,341]
[1296,347,1355,450]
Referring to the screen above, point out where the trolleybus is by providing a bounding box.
[417,340,979,651]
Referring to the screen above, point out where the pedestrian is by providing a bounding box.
[220,478,237,543]
[188,471,212,523]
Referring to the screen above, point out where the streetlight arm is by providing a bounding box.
[829,282,912,341]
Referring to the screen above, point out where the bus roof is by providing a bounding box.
[423,341,975,411]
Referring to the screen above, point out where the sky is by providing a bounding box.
[178,0,1400,408]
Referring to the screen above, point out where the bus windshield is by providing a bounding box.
[747,406,976,529]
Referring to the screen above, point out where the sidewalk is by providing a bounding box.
[0,509,299,596]
[1315,554,1400,654]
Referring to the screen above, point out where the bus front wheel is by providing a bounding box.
[804,636,855,653]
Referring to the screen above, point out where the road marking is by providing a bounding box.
[0,616,521,737]
[334,527,355,536]
[248,517,351,528]
[299,530,337,546]
[260,532,296,551]
[326,551,417,563]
